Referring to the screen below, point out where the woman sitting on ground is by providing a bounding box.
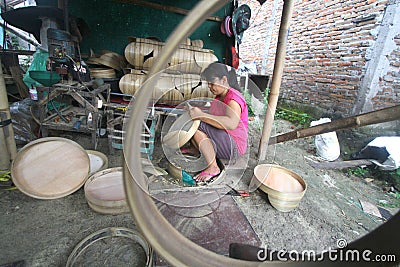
[187,62,249,183]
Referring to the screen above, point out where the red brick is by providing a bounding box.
[238,0,398,114]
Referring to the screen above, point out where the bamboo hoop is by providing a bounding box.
[191,39,204,48]
[125,38,163,69]
[89,68,116,79]
[194,51,218,72]
[181,37,191,46]
[157,88,184,106]
[191,83,214,99]
[125,37,216,73]
[121,71,203,102]
[119,73,145,95]
[66,227,153,267]
[174,74,201,100]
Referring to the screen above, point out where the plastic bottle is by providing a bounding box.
[87,112,93,124]
[29,85,38,100]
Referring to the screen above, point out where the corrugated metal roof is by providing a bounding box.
[1,0,33,9]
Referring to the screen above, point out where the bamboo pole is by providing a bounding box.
[114,0,224,22]
[258,0,295,161]
[0,59,17,168]
[269,105,400,145]
[0,124,10,169]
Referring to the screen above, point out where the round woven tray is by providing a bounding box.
[11,137,90,199]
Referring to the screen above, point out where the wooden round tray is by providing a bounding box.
[84,167,128,214]
[11,137,90,199]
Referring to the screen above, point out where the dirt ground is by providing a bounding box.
[1,117,398,266]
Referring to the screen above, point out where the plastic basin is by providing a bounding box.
[29,70,61,86]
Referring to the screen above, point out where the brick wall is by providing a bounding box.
[371,33,400,110]
[238,0,400,115]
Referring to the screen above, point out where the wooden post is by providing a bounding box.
[114,0,224,22]
[258,0,295,161]
[0,59,17,169]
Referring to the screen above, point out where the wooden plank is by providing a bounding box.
[9,66,29,98]
[69,91,97,113]
[38,90,63,106]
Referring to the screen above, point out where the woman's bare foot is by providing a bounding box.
[194,165,221,183]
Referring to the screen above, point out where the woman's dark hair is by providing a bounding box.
[201,62,239,90]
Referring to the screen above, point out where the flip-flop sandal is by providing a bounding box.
[195,171,220,186]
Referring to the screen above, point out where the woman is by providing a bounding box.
[188,62,248,183]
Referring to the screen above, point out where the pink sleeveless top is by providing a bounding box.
[209,88,249,155]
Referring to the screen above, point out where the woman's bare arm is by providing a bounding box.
[189,100,241,130]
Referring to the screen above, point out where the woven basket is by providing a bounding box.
[253,164,307,212]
